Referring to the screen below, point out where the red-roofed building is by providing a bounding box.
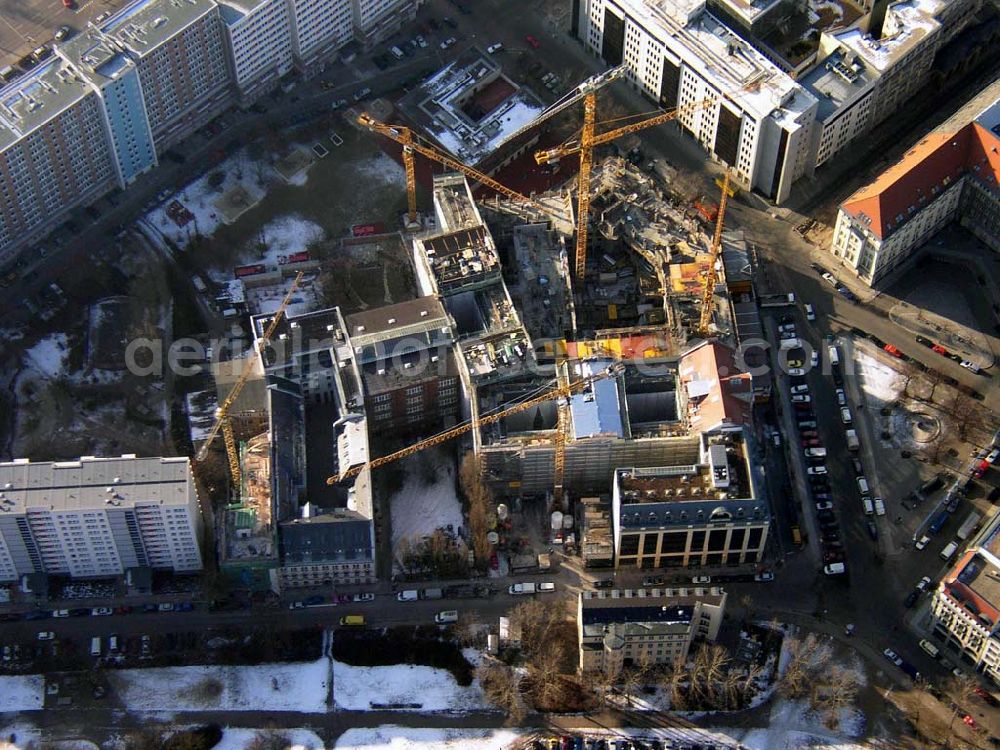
[678,341,754,434]
[830,100,1000,286]
[929,512,1000,685]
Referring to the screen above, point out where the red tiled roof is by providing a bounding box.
[678,341,753,431]
[842,122,1000,240]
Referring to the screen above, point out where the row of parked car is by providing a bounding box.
[531,737,726,750]
[780,316,847,575]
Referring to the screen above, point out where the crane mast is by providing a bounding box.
[196,272,305,486]
[698,169,732,336]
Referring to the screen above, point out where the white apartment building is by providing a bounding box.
[929,516,1000,685]
[0,61,119,264]
[577,587,727,673]
[98,0,233,150]
[0,456,204,582]
[576,0,819,203]
[288,0,354,69]
[219,0,295,100]
[352,0,420,49]
[830,99,1000,286]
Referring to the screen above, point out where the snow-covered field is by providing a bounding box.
[0,675,44,712]
[143,149,267,249]
[335,727,521,750]
[24,333,69,379]
[215,728,328,750]
[107,659,329,713]
[855,350,904,407]
[332,659,485,712]
[390,455,464,555]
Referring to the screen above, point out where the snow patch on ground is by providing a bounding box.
[335,727,521,750]
[0,675,44,711]
[353,152,406,185]
[390,454,464,555]
[107,659,329,713]
[249,215,325,268]
[143,149,268,249]
[332,659,485,712]
[216,728,328,750]
[855,350,903,407]
[24,334,69,379]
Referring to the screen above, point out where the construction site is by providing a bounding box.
[190,60,772,590]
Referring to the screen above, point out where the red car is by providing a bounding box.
[932,344,948,356]
[974,686,998,706]
[525,35,540,48]
[883,344,902,358]
[490,552,499,570]
[963,714,977,729]
[62,0,74,7]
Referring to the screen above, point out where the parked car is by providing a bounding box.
[487,42,503,53]
[804,303,816,321]
[90,608,112,616]
[642,576,664,586]
[353,593,375,603]
[916,575,932,592]
[525,34,541,48]
[807,465,828,475]
[594,579,614,589]
[54,25,72,41]
[866,520,878,540]
[36,632,55,641]
[904,590,919,608]
[691,575,711,584]
[883,648,904,666]
[439,37,457,49]
[791,384,810,394]
[915,535,931,550]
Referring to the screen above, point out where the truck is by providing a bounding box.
[804,447,827,458]
[508,582,537,595]
[956,511,982,541]
[928,509,950,535]
[759,293,796,308]
[845,429,860,451]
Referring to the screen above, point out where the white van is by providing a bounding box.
[828,345,840,366]
[804,447,827,458]
[940,541,958,560]
[434,610,459,624]
[90,637,102,657]
[857,476,869,495]
[390,46,405,59]
[108,635,119,652]
[919,639,940,658]
[862,496,874,515]
[874,497,886,516]
[824,562,846,575]
[780,337,801,350]
[840,407,853,424]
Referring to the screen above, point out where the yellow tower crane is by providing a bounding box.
[327,363,624,485]
[196,272,305,486]
[698,169,733,336]
[356,114,552,219]
[535,73,767,282]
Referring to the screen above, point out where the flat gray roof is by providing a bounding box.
[0,58,93,151]
[103,0,218,57]
[799,49,875,121]
[0,456,193,513]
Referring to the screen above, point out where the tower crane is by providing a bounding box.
[698,169,732,336]
[327,362,624,485]
[355,114,552,221]
[195,272,305,486]
[535,72,767,281]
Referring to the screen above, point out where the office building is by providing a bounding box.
[576,0,819,203]
[219,0,295,101]
[830,98,1000,286]
[929,513,1000,684]
[0,456,203,582]
[577,587,727,673]
[611,431,768,568]
[344,297,463,436]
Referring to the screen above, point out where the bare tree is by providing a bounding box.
[591,659,621,707]
[812,664,861,728]
[529,642,567,708]
[779,634,831,699]
[739,663,765,705]
[698,644,731,707]
[926,431,947,464]
[620,665,643,708]
[458,452,494,567]
[453,610,483,647]
[948,391,987,442]
[926,368,944,403]
[947,674,980,731]
[660,659,687,710]
[477,661,525,723]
